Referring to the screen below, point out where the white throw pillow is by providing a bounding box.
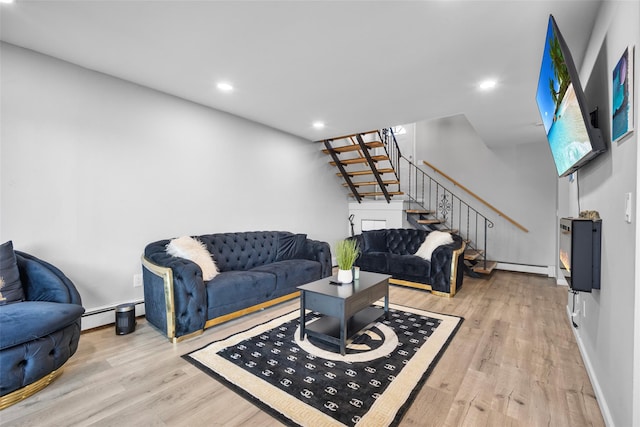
[166,236,219,281]
[414,231,454,260]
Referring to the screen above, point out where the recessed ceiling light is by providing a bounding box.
[312,121,325,129]
[479,79,497,91]
[0,0,15,4]
[216,82,234,92]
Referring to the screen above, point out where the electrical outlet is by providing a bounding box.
[582,300,586,318]
[133,274,143,288]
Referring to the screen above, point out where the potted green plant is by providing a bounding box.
[335,238,360,283]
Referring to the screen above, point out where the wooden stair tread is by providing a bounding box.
[417,219,443,225]
[349,191,404,197]
[342,180,399,187]
[322,141,384,154]
[471,261,497,274]
[338,168,395,177]
[405,209,434,215]
[330,155,389,166]
[464,249,484,260]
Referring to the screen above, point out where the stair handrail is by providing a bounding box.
[422,160,529,233]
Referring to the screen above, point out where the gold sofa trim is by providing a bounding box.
[141,256,177,342]
[0,369,63,410]
[203,291,300,330]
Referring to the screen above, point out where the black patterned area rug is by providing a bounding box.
[183,302,462,427]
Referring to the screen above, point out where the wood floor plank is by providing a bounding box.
[443,369,496,427]
[0,271,605,427]
[399,385,454,426]
[491,364,531,422]
[425,325,483,395]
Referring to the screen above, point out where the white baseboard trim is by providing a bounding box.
[81,300,145,331]
[565,305,614,427]
[495,262,555,277]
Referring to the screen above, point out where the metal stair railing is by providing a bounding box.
[378,128,401,187]
[400,155,494,270]
[375,126,493,269]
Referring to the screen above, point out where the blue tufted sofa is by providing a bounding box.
[142,231,331,342]
[353,229,466,297]
[0,250,84,409]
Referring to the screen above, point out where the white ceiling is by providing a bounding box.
[0,0,602,146]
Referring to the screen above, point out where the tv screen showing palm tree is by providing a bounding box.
[536,15,601,177]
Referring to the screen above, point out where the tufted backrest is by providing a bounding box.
[358,228,428,255]
[384,229,427,255]
[15,251,83,306]
[200,231,280,272]
[145,231,323,275]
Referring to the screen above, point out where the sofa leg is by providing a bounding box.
[431,290,454,298]
[170,329,204,344]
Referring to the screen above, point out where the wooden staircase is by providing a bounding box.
[319,128,497,276]
[319,130,402,203]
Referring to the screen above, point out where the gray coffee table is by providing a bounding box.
[298,271,391,355]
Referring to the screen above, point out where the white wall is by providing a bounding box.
[414,114,558,268]
[561,2,639,426]
[0,43,348,317]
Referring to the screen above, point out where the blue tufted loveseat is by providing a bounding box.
[142,231,331,342]
[0,250,84,409]
[353,229,465,297]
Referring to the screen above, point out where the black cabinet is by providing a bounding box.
[559,218,602,292]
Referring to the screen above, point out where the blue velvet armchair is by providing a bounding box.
[0,247,84,409]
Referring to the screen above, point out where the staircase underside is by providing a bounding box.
[319,130,402,203]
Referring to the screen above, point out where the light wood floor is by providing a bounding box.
[0,271,605,427]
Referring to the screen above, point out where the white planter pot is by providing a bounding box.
[337,269,353,284]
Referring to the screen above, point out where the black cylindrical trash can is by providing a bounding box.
[115,303,136,335]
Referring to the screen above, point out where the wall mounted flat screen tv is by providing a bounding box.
[536,15,606,177]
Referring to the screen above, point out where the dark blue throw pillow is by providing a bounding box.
[361,229,388,253]
[0,240,25,304]
[276,233,307,261]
